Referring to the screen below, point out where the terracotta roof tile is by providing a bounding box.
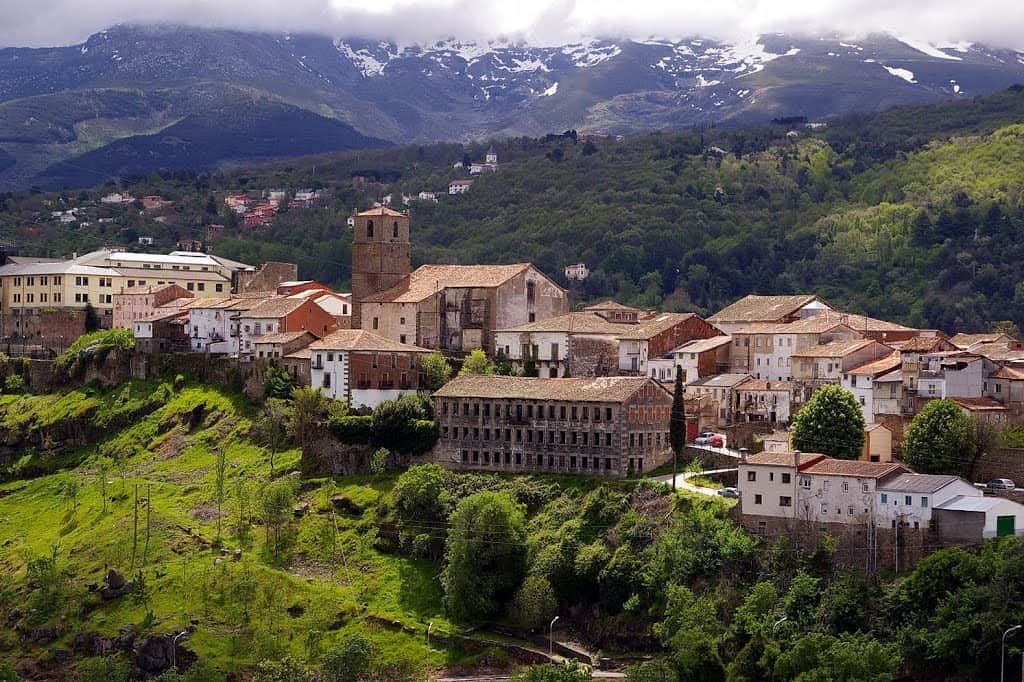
[736,379,794,391]
[743,451,826,468]
[310,329,430,353]
[242,297,308,319]
[791,339,880,358]
[950,397,1008,411]
[709,294,827,323]
[253,331,317,345]
[991,366,1024,381]
[498,312,632,335]
[847,352,902,376]
[804,459,907,478]
[950,332,1013,349]
[364,263,539,303]
[583,300,642,313]
[617,312,700,340]
[356,206,407,217]
[433,375,667,403]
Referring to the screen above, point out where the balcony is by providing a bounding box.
[311,363,324,370]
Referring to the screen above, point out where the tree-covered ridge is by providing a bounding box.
[5,88,1024,332]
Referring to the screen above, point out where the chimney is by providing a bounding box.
[739,447,749,464]
[792,450,801,469]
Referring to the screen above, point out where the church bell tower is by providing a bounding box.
[350,206,411,330]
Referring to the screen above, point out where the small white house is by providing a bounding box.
[876,473,980,531]
[449,179,474,195]
[564,263,589,281]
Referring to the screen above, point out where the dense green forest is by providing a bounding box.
[4,87,1024,332]
[3,368,1024,680]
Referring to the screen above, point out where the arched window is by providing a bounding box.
[366,220,374,238]
[392,221,399,238]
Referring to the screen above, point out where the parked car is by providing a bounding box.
[988,479,1017,490]
[710,434,725,448]
[717,487,740,498]
[694,432,716,445]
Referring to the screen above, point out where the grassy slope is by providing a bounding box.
[0,381,454,673]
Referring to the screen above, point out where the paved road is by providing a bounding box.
[436,674,625,681]
[654,467,738,496]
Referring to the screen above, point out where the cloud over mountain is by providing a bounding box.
[2,0,1023,49]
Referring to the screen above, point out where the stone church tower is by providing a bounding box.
[350,206,411,329]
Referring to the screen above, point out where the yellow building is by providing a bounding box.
[0,254,234,347]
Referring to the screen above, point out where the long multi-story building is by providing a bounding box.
[433,375,673,477]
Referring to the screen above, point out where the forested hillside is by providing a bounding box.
[4,87,1024,332]
[3,370,1024,680]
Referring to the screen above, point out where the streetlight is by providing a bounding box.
[772,615,788,637]
[1002,624,1021,682]
[548,615,560,657]
[426,621,433,648]
[171,629,190,672]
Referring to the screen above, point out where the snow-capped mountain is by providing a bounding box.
[1,25,1023,190]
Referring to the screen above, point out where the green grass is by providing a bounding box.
[0,381,469,674]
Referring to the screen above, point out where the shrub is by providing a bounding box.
[2,374,24,394]
[322,633,372,682]
[252,657,309,682]
[510,575,558,630]
[330,415,372,443]
[75,655,132,682]
[57,329,134,376]
[263,368,298,401]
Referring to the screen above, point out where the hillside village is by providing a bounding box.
[4,202,1024,577]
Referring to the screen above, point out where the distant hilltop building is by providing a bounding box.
[449,179,474,195]
[565,263,589,281]
[470,145,499,175]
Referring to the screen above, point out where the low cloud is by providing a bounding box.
[1,0,1022,49]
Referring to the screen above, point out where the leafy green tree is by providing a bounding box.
[902,399,976,476]
[0,661,21,681]
[421,350,453,390]
[253,398,292,476]
[791,385,865,459]
[459,348,494,375]
[669,366,686,489]
[322,633,372,682]
[510,574,558,630]
[263,368,298,401]
[287,387,328,449]
[84,302,101,333]
[370,395,436,454]
[259,479,298,557]
[774,632,899,682]
[393,464,449,557]
[214,446,228,544]
[442,491,527,621]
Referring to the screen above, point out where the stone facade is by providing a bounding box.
[433,375,673,477]
[350,208,411,330]
[233,261,300,294]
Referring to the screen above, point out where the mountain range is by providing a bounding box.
[1,24,1023,191]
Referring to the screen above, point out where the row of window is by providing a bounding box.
[444,425,667,450]
[11,293,62,303]
[441,400,615,422]
[446,426,615,447]
[459,449,641,472]
[8,276,63,287]
[880,493,929,508]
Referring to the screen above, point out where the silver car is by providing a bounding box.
[717,487,740,499]
[988,479,1016,490]
[694,432,716,445]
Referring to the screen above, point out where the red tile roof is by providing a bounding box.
[847,351,902,376]
[743,451,826,469]
[804,459,907,479]
[950,397,1008,411]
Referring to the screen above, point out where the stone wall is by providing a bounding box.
[568,336,618,377]
[234,262,299,294]
[973,448,1024,483]
[739,514,936,573]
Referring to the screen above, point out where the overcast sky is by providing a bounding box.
[2,0,1022,49]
